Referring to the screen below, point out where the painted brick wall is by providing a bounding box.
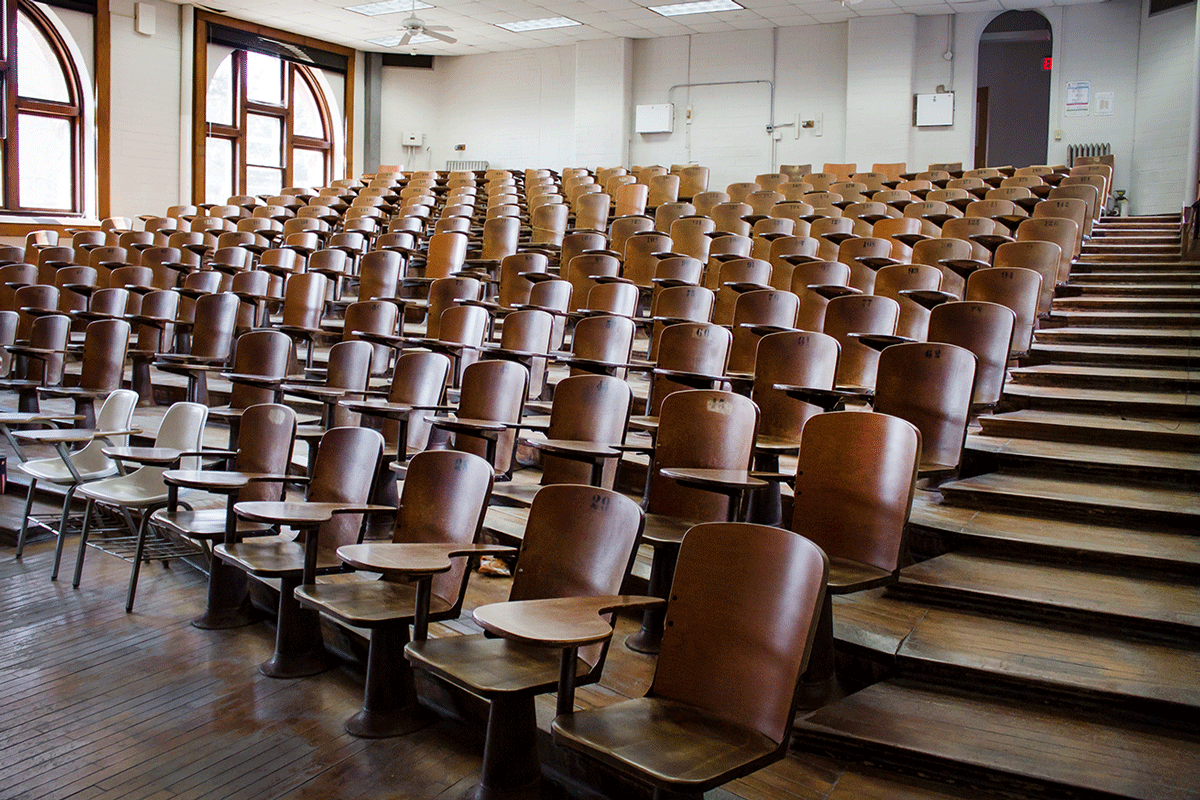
[107,0,182,219]
[1131,0,1197,215]
[845,15,915,170]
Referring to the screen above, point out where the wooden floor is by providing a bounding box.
[0,534,994,800]
[2,214,1198,800]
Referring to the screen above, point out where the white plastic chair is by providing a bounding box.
[73,401,210,612]
[14,389,139,574]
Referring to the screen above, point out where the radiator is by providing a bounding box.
[1067,142,1111,165]
[446,160,489,171]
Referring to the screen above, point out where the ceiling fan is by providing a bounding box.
[397,0,456,45]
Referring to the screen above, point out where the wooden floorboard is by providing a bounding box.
[1,530,962,800]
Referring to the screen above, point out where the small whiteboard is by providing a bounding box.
[914,93,954,127]
[635,104,674,134]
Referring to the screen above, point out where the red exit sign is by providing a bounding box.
[1043,57,1053,71]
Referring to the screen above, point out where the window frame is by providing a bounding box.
[192,10,354,205]
[0,0,86,215]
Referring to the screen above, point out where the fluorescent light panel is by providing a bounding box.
[496,17,581,32]
[367,33,436,46]
[648,0,744,16]
[346,0,432,17]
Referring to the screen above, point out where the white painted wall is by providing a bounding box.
[108,0,183,219]
[21,0,1196,220]
[1131,0,1198,215]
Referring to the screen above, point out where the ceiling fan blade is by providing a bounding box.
[425,25,452,31]
[398,31,414,46]
[424,29,456,43]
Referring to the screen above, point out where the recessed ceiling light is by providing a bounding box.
[647,0,744,16]
[496,17,581,32]
[346,0,432,17]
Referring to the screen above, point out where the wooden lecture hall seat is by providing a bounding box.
[0,159,1196,800]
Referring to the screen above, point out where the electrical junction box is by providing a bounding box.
[403,132,424,146]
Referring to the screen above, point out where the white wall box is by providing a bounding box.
[914,93,954,127]
[635,103,674,134]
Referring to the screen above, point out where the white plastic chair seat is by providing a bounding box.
[16,456,119,485]
[78,469,185,508]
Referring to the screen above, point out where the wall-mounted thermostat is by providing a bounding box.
[635,104,674,134]
[403,132,424,146]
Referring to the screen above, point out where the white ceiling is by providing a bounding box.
[179,0,1097,56]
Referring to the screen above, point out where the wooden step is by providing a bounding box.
[1009,363,1199,392]
[1045,309,1200,328]
[797,681,1200,800]
[1025,342,1198,367]
[1066,283,1200,296]
[1032,327,1198,347]
[1069,271,1200,284]
[962,433,1200,485]
[938,470,1200,528]
[1070,260,1200,272]
[977,409,1200,450]
[834,591,1200,717]
[1053,296,1200,311]
[1001,383,1198,418]
[908,497,1200,569]
[895,553,1200,636]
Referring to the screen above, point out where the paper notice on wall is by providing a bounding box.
[1065,81,1090,117]
[1095,92,1114,116]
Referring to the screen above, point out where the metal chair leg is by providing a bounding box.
[14,478,36,558]
[70,498,94,587]
[49,485,78,576]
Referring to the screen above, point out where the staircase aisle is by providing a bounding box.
[793,215,1200,800]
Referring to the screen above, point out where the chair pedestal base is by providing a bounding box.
[131,356,156,407]
[344,625,432,738]
[259,574,332,679]
[625,542,678,655]
[462,694,541,800]
[795,593,840,711]
[193,558,259,629]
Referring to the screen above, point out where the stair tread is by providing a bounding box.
[909,497,1200,564]
[978,409,1200,442]
[835,591,1200,708]
[1009,363,1199,381]
[941,470,1200,516]
[798,681,1200,800]
[1002,383,1198,406]
[898,552,1200,629]
[1035,327,1197,339]
[1028,342,1198,360]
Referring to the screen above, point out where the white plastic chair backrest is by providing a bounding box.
[71,389,139,475]
[127,402,209,495]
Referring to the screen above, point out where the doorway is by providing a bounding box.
[975,11,1052,168]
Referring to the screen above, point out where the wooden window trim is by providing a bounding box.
[191,10,354,205]
[2,0,86,216]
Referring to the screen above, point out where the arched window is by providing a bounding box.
[0,0,84,213]
[204,50,335,203]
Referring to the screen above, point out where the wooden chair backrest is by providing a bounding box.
[928,300,1016,406]
[306,426,383,553]
[965,266,1043,354]
[874,343,976,472]
[649,390,758,521]
[752,330,840,443]
[823,294,899,389]
[651,522,828,745]
[542,374,632,488]
[790,410,919,575]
